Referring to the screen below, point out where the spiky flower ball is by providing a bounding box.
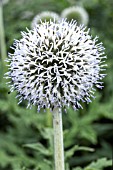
[6,19,106,112]
[61,6,89,25]
[31,11,60,29]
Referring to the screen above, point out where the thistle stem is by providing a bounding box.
[53,108,65,170]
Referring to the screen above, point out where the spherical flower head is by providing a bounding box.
[61,6,89,25]
[5,19,106,112]
[31,11,60,29]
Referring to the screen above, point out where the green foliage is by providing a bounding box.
[0,0,113,169]
[85,158,112,170]
[73,158,112,170]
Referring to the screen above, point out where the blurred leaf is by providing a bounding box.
[24,143,52,156]
[65,145,94,160]
[85,158,112,170]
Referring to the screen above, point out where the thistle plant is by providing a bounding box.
[5,19,106,170]
[31,11,60,29]
[61,6,89,25]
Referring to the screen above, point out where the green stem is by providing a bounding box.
[53,108,65,170]
[0,2,7,71]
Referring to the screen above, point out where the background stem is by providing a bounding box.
[53,108,65,170]
[0,2,7,74]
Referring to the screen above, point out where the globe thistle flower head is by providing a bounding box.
[5,19,106,112]
[31,11,60,29]
[61,6,89,25]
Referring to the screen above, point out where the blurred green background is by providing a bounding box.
[0,0,113,170]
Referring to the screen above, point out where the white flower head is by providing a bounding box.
[61,6,89,25]
[31,11,60,29]
[5,19,106,112]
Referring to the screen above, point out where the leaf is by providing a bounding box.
[85,158,112,170]
[73,167,83,170]
[65,145,94,160]
[77,146,94,152]
[23,143,51,156]
[65,145,79,159]
[80,125,97,144]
